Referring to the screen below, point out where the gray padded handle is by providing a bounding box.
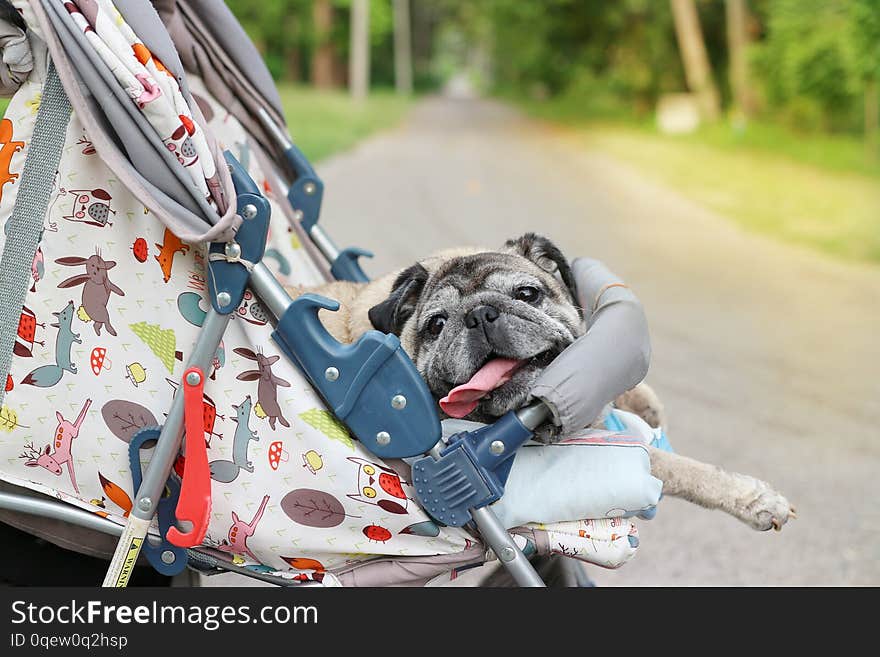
[530,257,651,434]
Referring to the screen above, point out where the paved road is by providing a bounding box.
[316,94,880,585]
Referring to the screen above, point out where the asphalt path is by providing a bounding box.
[315,94,880,585]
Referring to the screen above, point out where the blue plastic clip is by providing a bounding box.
[207,152,270,315]
[271,293,441,458]
[278,139,372,283]
[281,142,323,234]
[330,247,372,283]
[411,411,534,527]
[129,427,188,576]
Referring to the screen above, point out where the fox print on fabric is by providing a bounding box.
[0,118,24,204]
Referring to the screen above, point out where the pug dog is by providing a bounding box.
[289,233,794,532]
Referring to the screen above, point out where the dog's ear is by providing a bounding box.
[503,233,578,304]
[368,263,429,335]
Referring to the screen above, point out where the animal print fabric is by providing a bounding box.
[0,59,478,578]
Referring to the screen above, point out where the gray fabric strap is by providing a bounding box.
[0,62,70,406]
[530,257,651,433]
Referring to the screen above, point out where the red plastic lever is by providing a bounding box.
[167,367,212,548]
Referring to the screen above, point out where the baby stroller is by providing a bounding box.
[0,0,666,588]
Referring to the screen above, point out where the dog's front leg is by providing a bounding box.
[648,448,795,531]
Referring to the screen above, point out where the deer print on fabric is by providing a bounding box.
[56,252,125,336]
[21,301,81,388]
[20,398,92,495]
[234,348,290,430]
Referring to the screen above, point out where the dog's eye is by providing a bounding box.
[426,314,447,336]
[514,286,542,304]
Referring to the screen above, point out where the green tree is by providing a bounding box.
[849,0,880,158]
[751,0,861,132]
[226,0,312,81]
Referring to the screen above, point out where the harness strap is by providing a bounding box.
[0,62,71,405]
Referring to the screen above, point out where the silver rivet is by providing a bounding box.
[225,241,242,259]
[161,550,176,564]
[186,371,202,386]
[293,209,304,222]
[137,497,152,512]
[490,440,505,455]
[241,204,258,220]
[391,395,407,410]
[324,367,339,382]
[216,291,232,308]
[303,182,316,195]
[376,431,391,446]
[499,546,516,562]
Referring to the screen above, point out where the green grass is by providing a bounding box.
[584,127,880,263]
[511,95,880,264]
[673,120,880,180]
[0,84,413,165]
[277,84,414,163]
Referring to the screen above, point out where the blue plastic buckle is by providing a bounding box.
[330,247,372,283]
[281,142,323,234]
[278,139,372,283]
[411,411,534,527]
[207,152,270,315]
[129,427,187,576]
[271,293,441,458]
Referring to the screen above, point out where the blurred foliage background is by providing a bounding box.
[227,0,880,147]
[3,1,872,261]
[217,0,879,262]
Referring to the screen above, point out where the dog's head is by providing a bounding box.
[368,233,584,422]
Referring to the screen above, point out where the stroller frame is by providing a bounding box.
[2,0,654,589]
[0,66,548,586]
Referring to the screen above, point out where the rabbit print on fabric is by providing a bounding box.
[0,70,473,577]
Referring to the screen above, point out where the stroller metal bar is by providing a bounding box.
[0,488,326,586]
[417,401,552,586]
[186,550,322,587]
[259,171,341,263]
[256,107,370,282]
[309,224,342,263]
[0,491,322,586]
[471,506,545,588]
[102,308,231,587]
[250,260,295,320]
[129,309,229,521]
[0,491,121,537]
[258,106,294,152]
[516,401,551,431]
[0,491,321,586]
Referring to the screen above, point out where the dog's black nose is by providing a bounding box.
[465,305,500,329]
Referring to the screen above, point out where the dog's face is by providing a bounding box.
[369,234,584,422]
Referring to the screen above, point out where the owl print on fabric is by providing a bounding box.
[62,188,115,227]
[347,457,409,515]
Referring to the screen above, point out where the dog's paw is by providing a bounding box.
[733,475,796,531]
[614,383,666,428]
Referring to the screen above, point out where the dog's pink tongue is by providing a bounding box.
[439,358,524,418]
